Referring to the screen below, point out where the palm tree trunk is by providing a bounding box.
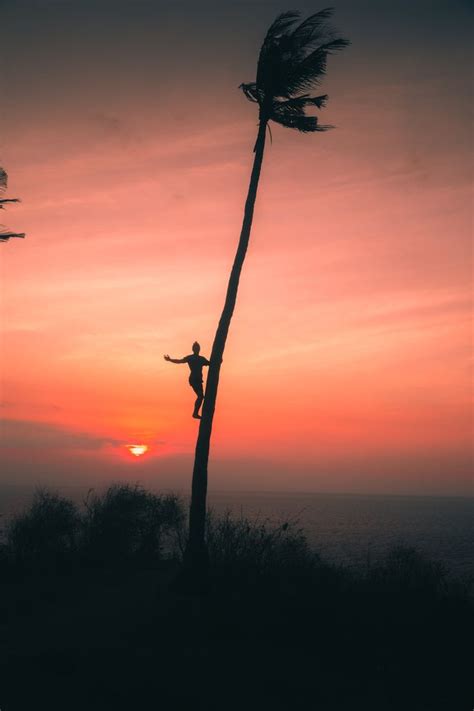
[185,118,267,574]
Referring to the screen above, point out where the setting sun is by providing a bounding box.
[126,444,149,457]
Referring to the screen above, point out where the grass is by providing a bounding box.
[0,485,471,711]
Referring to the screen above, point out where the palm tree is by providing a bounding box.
[0,166,25,242]
[185,9,349,576]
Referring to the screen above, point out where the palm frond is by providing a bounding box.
[274,94,328,112]
[0,229,26,242]
[0,198,20,209]
[240,10,349,133]
[272,112,332,133]
[271,94,333,131]
[310,93,328,109]
[256,12,302,98]
[264,11,300,42]
[284,37,351,95]
[0,166,25,242]
[290,8,335,48]
[0,168,7,192]
[239,82,260,103]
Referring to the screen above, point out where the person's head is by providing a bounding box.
[192,341,200,354]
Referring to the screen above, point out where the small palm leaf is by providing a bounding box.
[273,114,329,132]
[0,165,25,243]
[277,94,328,111]
[0,198,20,209]
[239,82,260,103]
[0,230,26,242]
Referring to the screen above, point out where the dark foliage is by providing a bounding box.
[81,484,184,565]
[0,487,471,710]
[240,9,350,132]
[0,164,25,242]
[206,510,315,580]
[368,545,449,595]
[3,484,184,572]
[6,489,80,570]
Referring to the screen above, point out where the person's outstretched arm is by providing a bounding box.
[164,354,187,364]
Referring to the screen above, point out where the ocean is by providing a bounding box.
[1,485,472,578]
[208,490,474,578]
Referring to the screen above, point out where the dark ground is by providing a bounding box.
[0,487,472,711]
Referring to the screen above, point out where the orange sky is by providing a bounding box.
[0,1,472,494]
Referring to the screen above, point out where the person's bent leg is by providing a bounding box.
[193,395,203,418]
[191,382,204,418]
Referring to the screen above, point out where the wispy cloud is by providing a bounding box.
[0,418,128,450]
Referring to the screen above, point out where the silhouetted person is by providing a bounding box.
[164,342,210,419]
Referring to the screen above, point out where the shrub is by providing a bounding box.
[206,510,317,582]
[7,489,80,568]
[368,545,448,597]
[81,484,184,565]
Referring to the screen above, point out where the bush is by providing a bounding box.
[81,484,184,565]
[7,489,80,568]
[368,545,448,597]
[206,509,317,581]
